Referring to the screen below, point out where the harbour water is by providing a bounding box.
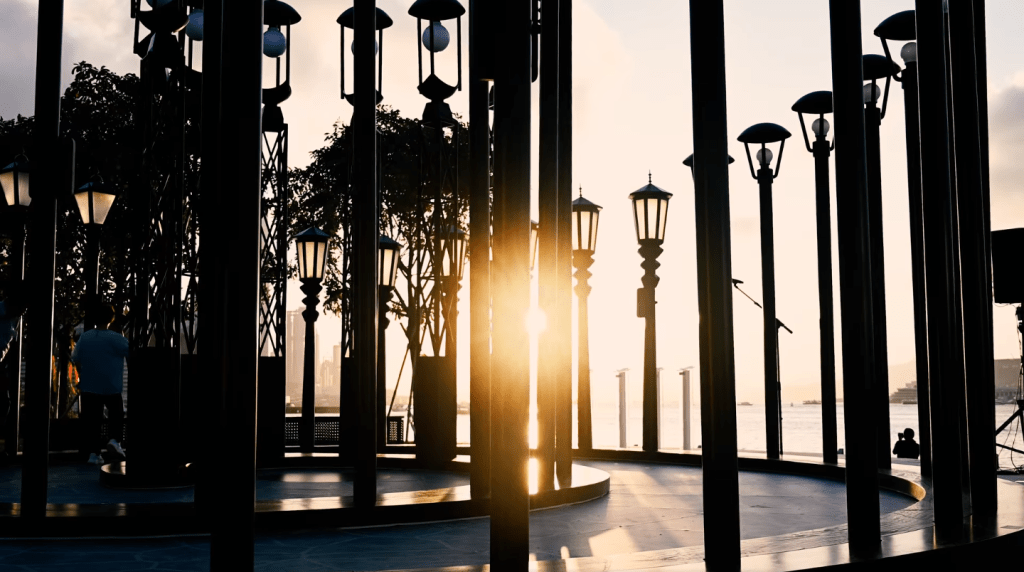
[454,402,1024,471]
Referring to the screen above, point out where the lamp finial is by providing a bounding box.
[648,170,652,184]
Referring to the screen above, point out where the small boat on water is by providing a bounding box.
[738,401,753,406]
[803,400,821,405]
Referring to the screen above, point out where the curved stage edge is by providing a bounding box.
[0,455,610,537]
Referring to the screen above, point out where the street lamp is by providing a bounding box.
[408,0,465,125]
[439,226,468,356]
[73,180,118,328]
[0,157,31,210]
[571,189,601,451]
[876,10,931,476]
[377,235,401,451]
[338,5,393,105]
[295,227,330,452]
[682,153,733,179]
[629,173,671,453]
[792,91,839,465]
[738,121,791,460]
[262,0,302,133]
[862,52,900,470]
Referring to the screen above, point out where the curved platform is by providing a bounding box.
[0,455,610,537]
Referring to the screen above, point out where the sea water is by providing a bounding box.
[454,403,1024,471]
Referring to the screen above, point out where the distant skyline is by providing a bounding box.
[3,1,1024,408]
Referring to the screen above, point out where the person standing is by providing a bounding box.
[0,282,26,465]
[72,303,129,465]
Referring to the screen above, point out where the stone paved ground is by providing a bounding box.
[0,461,920,572]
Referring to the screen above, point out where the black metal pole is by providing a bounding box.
[5,219,26,457]
[757,168,779,460]
[901,57,933,478]
[377,287,391,452]
[300,280,321,452]
[689,1,740,568]
[468,0,492,501]
[829,0,882,556]
[812,136,838,465]
[21,0,63,519]
[207,0,261,567]
[491,0,531,566]
[536,0,559,492]
[640,243,661,453]
[554,0,574,487]
[948,0,996,513]
[574,253,593,452]
[863,96,893,471]
[915,0,966,538]
[84,224,101,326]
[352,0,378,508]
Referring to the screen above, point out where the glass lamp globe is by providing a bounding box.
[811,118,830,138]
[350,40,379,55]
[756,148,774,167]
[185,9,204,41]
[264,26,287,58]
[146,0,174,7]
[901,42,917,64]
[422,22,450,52]
[863,83,881,104]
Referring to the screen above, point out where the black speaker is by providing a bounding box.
[992,228,1024,304]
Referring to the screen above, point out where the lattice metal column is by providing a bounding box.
[259,125,289,356]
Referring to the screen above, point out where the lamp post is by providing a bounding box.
[738,122,791,460]
[792,91,839,465]
[571,189,600,451]
[0,156,30,460]
[629,173,671,453]
[377,235,400,451]
[439,226,468,358]
[337,5,392,105]
[875,10,932,478]
[73,180,117,329]
[295,227,330,452]
[862,53,899,470]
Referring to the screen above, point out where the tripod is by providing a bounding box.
[733,278,793,454]
[995,305,1024,459]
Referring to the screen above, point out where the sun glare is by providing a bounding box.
[526,307,548,336]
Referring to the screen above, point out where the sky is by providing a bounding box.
[3,1,1024,410]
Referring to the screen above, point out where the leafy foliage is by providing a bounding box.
[287,106,471,317]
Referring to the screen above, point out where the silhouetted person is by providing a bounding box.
[893,427,920,459]
[72,303,129,465]
[0,282,26,465]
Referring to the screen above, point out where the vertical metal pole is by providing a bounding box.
[689,1,741,568]
[657,368,663,444]
[207,0,261,567]
[640,244,661,453]
[948,0,996,513]
[813,137,838,465]
[681,370,691,451]
[829,0,881,556]
[901,59,933,478]
[491,0,531,567]
[84,225,101,325]
[377,288,390,452]
[468,0,492,500]
[300,282,320,451]
[21,0,63,519]
[917,0,967,537]
[353,0,378,508]
[5,222,26,456]
[574,254,593,451]
[618,370,627,448]
[864,99,892,471]
[537,0,559,492]
[758,169,779,460]
[554,0,574,487]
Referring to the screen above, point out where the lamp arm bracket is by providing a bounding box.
[773,139,786,180]
[743,143,757,181]
[797,113,813,154]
